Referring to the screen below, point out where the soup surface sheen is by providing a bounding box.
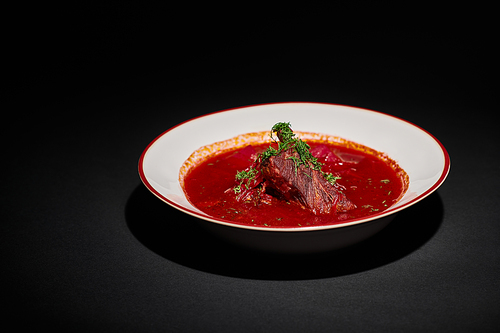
[182,139,407,228]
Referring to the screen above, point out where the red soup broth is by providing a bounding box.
[182,139,408,228]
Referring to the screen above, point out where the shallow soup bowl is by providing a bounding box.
[139,102,450,253]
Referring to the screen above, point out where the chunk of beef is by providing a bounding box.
[261,148,356,215]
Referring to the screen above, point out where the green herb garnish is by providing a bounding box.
[233,122,341,190]
[268,122,339,185]
[234,168,259,193]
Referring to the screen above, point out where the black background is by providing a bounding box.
[3,2,499,332]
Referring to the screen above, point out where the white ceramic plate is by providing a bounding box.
[139,102,450,253]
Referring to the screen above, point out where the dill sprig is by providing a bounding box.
[234,122,340,188]
[234,168,258,193]
[268,122,338,185]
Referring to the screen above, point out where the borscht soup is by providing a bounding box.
[180,122,408,228]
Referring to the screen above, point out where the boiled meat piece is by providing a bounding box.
[261,147,356,215]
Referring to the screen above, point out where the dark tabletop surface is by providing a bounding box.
[3,3,499,332]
